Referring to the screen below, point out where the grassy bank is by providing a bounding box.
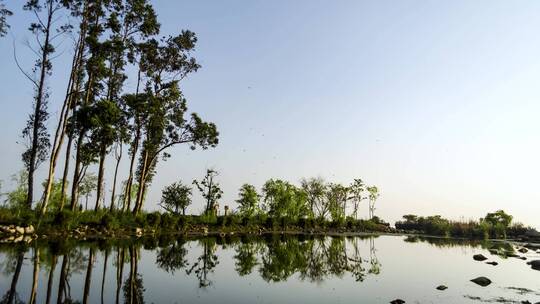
[0,207,393,237]
[395,211,535,239]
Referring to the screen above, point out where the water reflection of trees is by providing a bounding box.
[403,235,515,256]
[257,236,380,283]
[154,235,382,287]
[0,235,382,302]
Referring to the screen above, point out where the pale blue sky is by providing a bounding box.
[0,1,539,227]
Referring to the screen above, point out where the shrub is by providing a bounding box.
[100,213,116,229]
[146,212,161,228]
[160,213,177,229]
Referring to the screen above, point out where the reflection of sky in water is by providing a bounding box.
[0,235,538,303]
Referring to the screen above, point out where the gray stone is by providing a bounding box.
[470,277,492,287]
[436,285,448,290]
[14,226,25,235]
[486,261,498,266]
[527,260,540,271]
[473,254,488,261]
[24,225,34,234]
[390,300,405,304]
[518,248,528,253]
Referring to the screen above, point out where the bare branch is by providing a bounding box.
[13,39,38,87]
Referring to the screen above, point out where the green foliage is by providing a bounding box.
[326,183,348,221]
[78,173,98,209]
[146,212,161,227]
[483,210,512,228]
[348,179,365,219]
[300,177,327,218]
[366,186,379,219]
[160,181,192,215]
[396,210,522,239]
[236,184,260,217]
[262,179,308,219]
[4,171,28,209]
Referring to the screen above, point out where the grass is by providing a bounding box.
[0,207,392,236]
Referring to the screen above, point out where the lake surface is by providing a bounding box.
[0,234,538,303]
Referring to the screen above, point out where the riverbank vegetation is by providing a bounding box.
[0,169,388,236]
[395,210,532,239]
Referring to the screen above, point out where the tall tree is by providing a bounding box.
[348,179,365,219]
[131,32,219,214]
[41,0,90,213]
[300,177,327,218]
[21,0,66,209]
[95,0,159,211]
[88,99,122,210]
[68,0,111,211]
[326,183,348,221]
[366,186,379,220]
[193,169,222,215]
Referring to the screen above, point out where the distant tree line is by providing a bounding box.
[160,171,380,222]
[395,210,528,239]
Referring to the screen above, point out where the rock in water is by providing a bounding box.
[24,225,34,235]
[471,277,492,287]
[527,260,540,271]
[390,300,405,304]
[473,254,488,261]
[436,285,448,290]
[485,261,498,266]
[14,227,24,235]
[518,248,528,253]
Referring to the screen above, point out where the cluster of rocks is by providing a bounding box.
[0,225,36,243]
[390,243,540,304]
[0,224,35,235]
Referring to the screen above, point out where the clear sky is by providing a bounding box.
[0,0,539,228]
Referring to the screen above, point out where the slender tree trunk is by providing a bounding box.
[45,254,57,304]
[123,71,141,212]
[128,246,137,304]
[41,0,89,214]
[133,150,148,214]
[42,35,85,213]
[83,248,95,304]
[6,252,24,304]
[27,1,54,209]
[56,254,68,304]
[101,250,109,304]
[110,144,122,212]
[115,248,124,304]
[95,145,106,211]
[59,131,73,210]
[70,134,84,211]
[123,131,139,212]
[29,247,40,304]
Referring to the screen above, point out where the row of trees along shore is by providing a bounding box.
[161,170,380,222]
[0,0,219,216]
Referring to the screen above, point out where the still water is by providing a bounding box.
[0,234,538,303]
